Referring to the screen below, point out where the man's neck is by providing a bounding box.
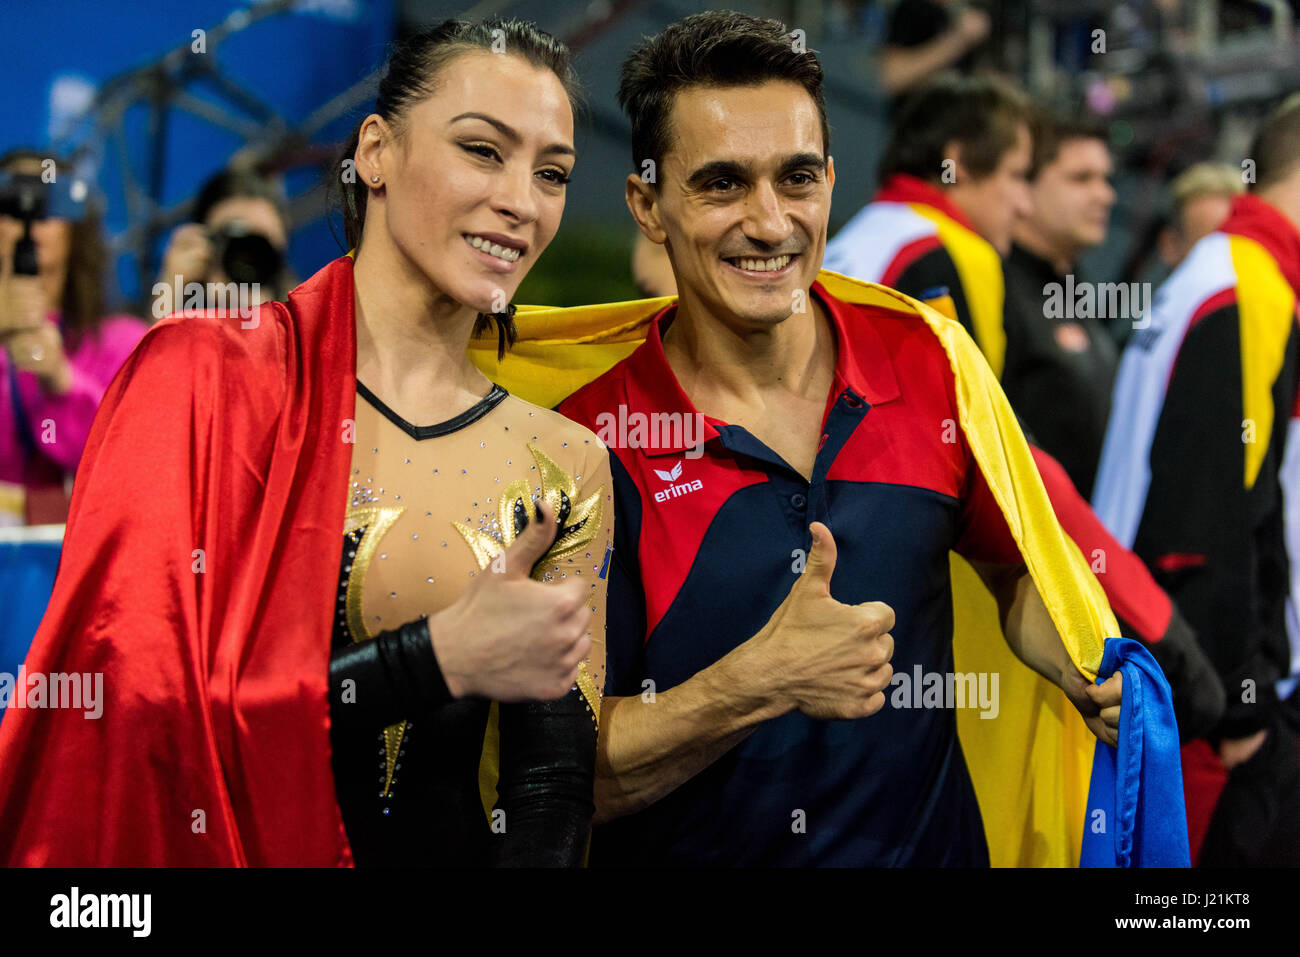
[1013,221,1077,276]
[662,288,835,409]
[1258,181,1300,237]
[352,238,490,415]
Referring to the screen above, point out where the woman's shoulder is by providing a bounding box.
[497,392,610,470]
[136,301,291,368]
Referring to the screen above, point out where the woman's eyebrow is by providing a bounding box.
[450,112,575,157]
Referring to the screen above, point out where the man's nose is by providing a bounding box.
[743,181,793,246]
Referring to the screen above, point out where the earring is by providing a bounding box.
[370,174,380,184]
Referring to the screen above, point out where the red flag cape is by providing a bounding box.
[0,257,360,865]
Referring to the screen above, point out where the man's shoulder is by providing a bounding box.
[819,282,957,366]
[825,200,941,278]
[1141,233,1240,347]
[556,351,636,426]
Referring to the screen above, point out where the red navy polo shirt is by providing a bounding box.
[558,281,1023,866]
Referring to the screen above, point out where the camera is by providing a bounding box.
[0,172,90,275]
[207,221,284,291]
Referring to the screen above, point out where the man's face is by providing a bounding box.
[1026,137,1116,253]
[949,124,1032,256]
[1160,192,1234,267]
[643,81,833,329]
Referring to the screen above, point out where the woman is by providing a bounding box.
[0,19,611,867]
[0,150,148,525]
[151,166,296,319]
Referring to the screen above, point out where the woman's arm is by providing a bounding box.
[491,438,612,865]
[328,617,453,732]
[492,689,598,867]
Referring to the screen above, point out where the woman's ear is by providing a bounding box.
[355,114,390,187]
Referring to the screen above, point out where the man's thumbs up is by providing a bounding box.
[799,521,838,594]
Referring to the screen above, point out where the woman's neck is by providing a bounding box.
[352,239,493,421]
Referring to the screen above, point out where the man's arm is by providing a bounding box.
[878,6,990,95]
[971,560,1122,746]
[593,643,788,824]
[594,522,895,824]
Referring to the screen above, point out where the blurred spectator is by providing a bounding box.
[1002,114,1119,499]
[151,167,293,321]
[0,149,147,526]
[1158,162,1245,269]
[879,0,990,103]
[825,73,1033,377]
[1094,93,1300,866]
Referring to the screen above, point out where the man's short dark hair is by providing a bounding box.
[879,73,1032,183]
[617,11,829,188]
[1249,92,1300,190]
[1028,112,1109,180]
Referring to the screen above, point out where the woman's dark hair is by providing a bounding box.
[191,167,290,227]
[617,11,829,188]
[335,18,581,359]
[880,74,1032,183]
[0,149,106,343]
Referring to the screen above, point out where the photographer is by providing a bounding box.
[151,167,294,320]
[0,149,147,526]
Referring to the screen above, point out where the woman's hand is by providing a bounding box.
[1,272,71,394]
[153,224,212,318]
[429,499,594,702]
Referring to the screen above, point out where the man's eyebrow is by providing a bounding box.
[685,160,750,190]
[685,153,827,189]
[450,111,576,158]
[779,152,828,174]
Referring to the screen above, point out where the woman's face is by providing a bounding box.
[0,158,72,281]
[372,50,575,315]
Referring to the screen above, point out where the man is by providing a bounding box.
[1001,115,1119,499]
[553,12,1126,867]
[628,214,1224,745]
[1093,94,1300,866]
[824,73,1033,379]
[1157,162,1244,271]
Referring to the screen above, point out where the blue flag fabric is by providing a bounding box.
[1081,638,1191,867]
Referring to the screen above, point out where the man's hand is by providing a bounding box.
[1062,668,1123,747]
[428,499,593,703]
[749,521,895,721]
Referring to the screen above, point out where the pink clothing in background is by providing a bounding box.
[1,312,148,523]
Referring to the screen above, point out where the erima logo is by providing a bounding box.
[653,460,703,502]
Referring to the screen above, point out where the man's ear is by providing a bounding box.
[626,173,667,244]
[941,139,967,186]
[356,114,391,185]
